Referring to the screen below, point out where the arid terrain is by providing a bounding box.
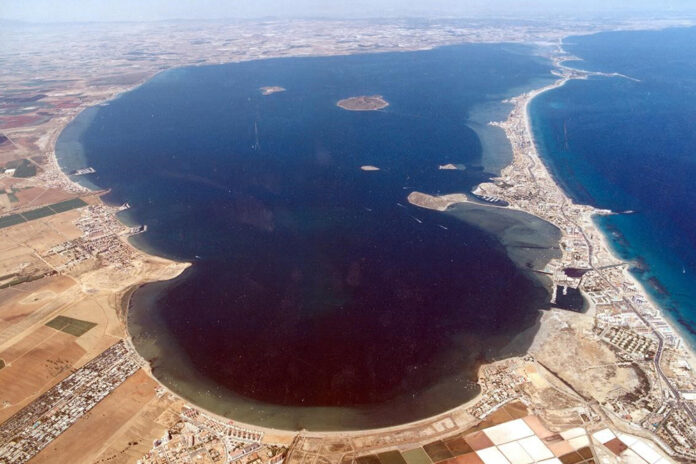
[336,95,389,111]
[0,16,695,464]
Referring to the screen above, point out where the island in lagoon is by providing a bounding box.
[3,18,696,464]
[438,163,466,170]
[260,86,286,95]
[336,95,389,111]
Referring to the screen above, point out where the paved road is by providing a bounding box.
[559,197,696,425]
[518,70,696,426]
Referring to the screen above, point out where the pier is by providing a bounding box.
[71,166,96,176]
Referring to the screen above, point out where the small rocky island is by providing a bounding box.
[337,95,389,111]
[260,86,286,95]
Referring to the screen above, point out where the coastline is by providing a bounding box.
[48,50,511,434]
[45,38,696,439]
[475,47,696,411]
[121,282,486,439]
[535,57,696,357]
[77,44,559,432]
[411,43,696,434]
[415,48,696,362]
[5,19,696,463]
[537,54,696,361]
[336,95,389,111]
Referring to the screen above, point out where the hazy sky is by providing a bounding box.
[1,0,695,23]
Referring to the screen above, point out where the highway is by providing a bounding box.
[520,69,691,421]
[560,196,696,425]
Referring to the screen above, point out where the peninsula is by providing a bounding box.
[409,52,696,460]
[336,95,389,111]
[407,191,468,211]
[1,17,696,464]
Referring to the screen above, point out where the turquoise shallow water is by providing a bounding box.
[530,27,696,347]
[57,43,561,429]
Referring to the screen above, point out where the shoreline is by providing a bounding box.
[122,285,487,438]
[413,49,696,364]
[473,46,696,418]
[45,38,696,438]
[121,280,498,440]
[548,58,696,356]
[336,95,389,111]
[43,75,197,331]
[61,45,557,433]
[593,216,696,358]
[50,55,491,435]
[5,19,696,462]
[411,44,696,435]
[536,54,696,360]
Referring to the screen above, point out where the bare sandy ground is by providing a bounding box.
[0,326,85,423]
[31,370,180,464]
[0,206,189,455]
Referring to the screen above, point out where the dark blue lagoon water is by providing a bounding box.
[530,27,696,346]
[57,44,559,430]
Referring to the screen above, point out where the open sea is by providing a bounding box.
[530,27,696,348]
[57,43,560,430]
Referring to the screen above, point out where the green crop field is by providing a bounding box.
[0,197,88,229]
[46,315,97,337]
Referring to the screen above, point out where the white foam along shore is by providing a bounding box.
[47,37,696,434]
[485,48,696,400]
[410,45,696,417]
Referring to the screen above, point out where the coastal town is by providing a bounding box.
[410,49,696,460]
[137,406,287,464]
[414,42,696,458]
[0,341,141,463]
[1,15,696,464]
